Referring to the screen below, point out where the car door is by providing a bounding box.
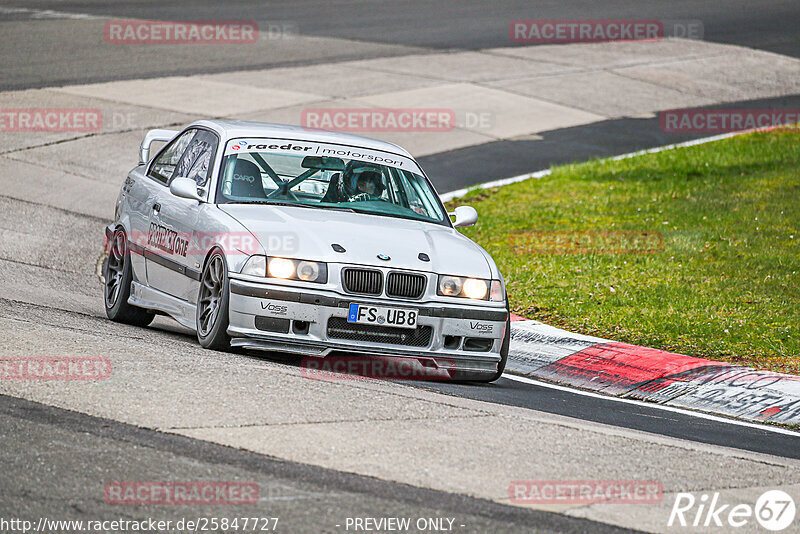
[145,128,217,301]
[121,167,159,286]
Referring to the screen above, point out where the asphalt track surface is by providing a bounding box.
[245,352,800,461]
[2,1,799,191]
[421,93,800,192]
[1,0,799,91]
[1,2,800,532]
[415,377,800,460]
[1,394,633,534]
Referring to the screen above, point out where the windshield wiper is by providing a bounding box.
[228,200,356,212]
[230,200,313,208]
[343,206,440,224]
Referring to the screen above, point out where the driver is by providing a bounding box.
[354,170,382,197]
[339,161,385,202]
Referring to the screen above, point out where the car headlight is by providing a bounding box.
[462,278,488,299]
[268,257,295,279]
[296,260,320,281]
[437,275,504,301]
[270,257,327,283]
[438,275,463,296]
[240,256,327,283]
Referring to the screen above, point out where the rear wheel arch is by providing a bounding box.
[103,227,155,327]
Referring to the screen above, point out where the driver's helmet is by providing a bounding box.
[341,161,385,199]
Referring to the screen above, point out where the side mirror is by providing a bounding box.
[169,177,204,202]
[450,206,478,227]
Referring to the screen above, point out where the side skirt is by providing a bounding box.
[129,281,197,330]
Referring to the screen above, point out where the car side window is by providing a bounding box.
[394,169,435,218]
[148,129,197,185]
[174,129,217,187]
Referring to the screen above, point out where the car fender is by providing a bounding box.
[192,205,265,276]
[104,213,134,252]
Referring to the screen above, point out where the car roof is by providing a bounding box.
[191,119,415,160]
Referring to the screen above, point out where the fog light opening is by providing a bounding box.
[463,337,492,352]
[292,320,310,335]
[443,335,461,350]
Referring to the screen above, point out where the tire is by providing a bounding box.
[104,229,155,327]
[482,314,510,383]
[449,309,511,384]
[196,249,231,351]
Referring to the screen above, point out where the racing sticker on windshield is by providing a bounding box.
[224,138,422,174]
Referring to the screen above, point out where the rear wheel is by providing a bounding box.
[104,229,155,327]
[196,250,231,351]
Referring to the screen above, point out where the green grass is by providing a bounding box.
[448,129,800,374]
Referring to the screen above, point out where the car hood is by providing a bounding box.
[218,204,493,278]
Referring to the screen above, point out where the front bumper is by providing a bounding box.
[227,278,508,376]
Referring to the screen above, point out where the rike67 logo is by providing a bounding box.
[669,490,796,531]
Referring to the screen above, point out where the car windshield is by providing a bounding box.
[215,142,448,225]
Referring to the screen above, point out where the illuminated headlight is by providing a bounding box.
[268,257,295,279]
[437,275,504,302]
[240,255,327,283]
[268,257,327,283]
[463,278,488,299]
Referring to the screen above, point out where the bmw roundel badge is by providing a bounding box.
[377,254,391,261]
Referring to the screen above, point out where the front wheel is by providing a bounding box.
[483,314,510,383]
[104,229,155,327]
[450,308,510,383]
[196,250,231,351]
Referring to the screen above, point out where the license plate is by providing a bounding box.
[347,303,418,329]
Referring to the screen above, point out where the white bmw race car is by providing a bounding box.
[104,120,509,381]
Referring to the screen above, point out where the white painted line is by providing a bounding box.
[440,130,758,202]
[608,131,745,161]
[439,170,551,202]
[502,373,800,437]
